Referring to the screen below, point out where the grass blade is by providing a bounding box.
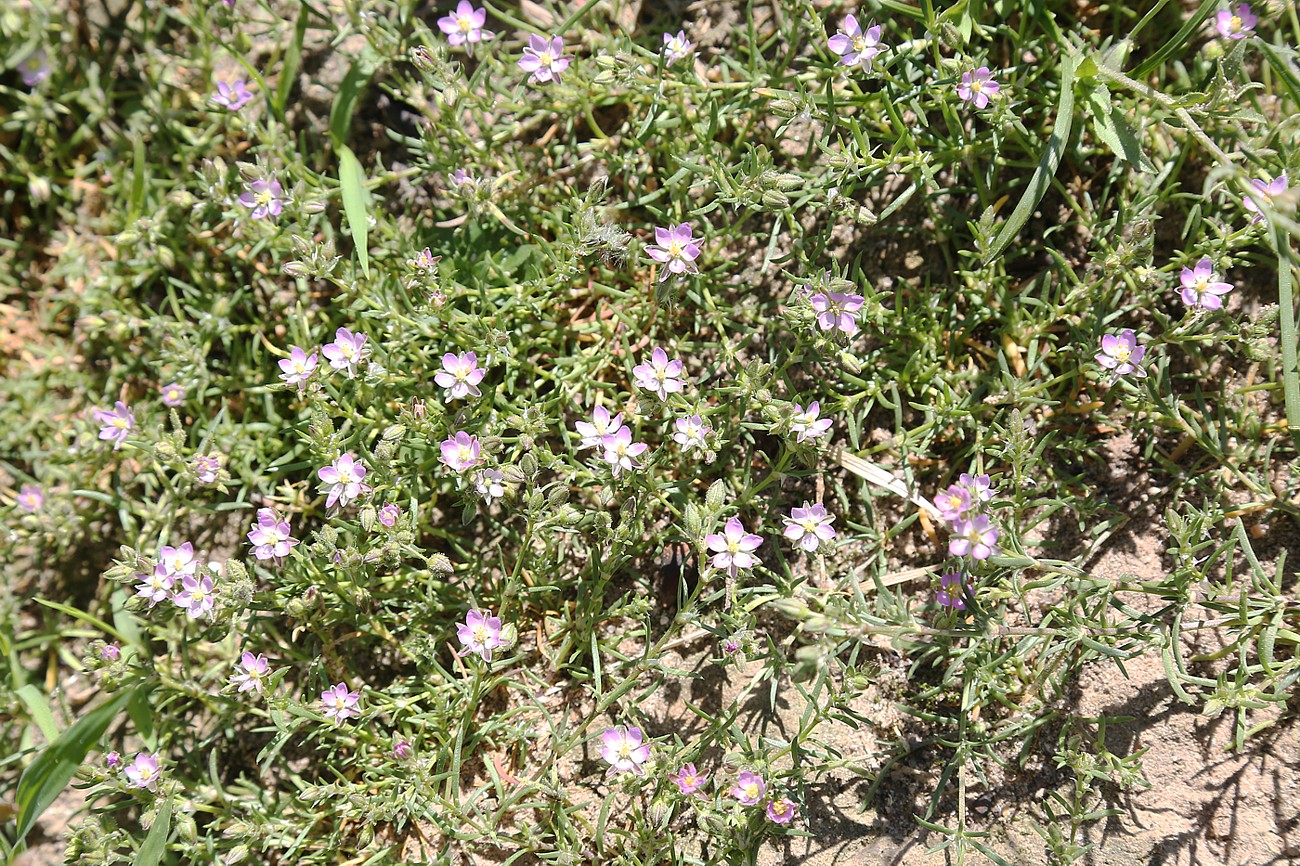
[135,796,173,866]
[275,1,309,118]
[15,685,59,742]
[983,52,1077,263]
[1276,226,1300,451]
[338,145,371,279]
[14,687,136,845]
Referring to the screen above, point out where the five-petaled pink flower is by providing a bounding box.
[957,66,1000,108]
[645,224,701,280]
[248,507,298,562]
[672,762,708,795]
[601,427,648,477]
[1096,330,1148,379]
[949,515,1000,560]
[1215,3,1256,39]
[231,651,271,694]
[192,454,222,484]
[766,797,798,824]
[827,15,883,68]
[279,346,319,387]
[601,725,651,775]
[1244,174,1288,223]
[212,78,254,111]
[94,401,135,450]
[575,405,624,449]
[135,565,175,607]
[318,453,372,509]
[783,502,837,553]
[1179,257,1234,310]
[440,431,482,472]
[937,571,967,609]
[322,327,370,378]
[663,30,693,65]
[320,682,361,723]
[378,502,400,527]
[239,178,283,220]
[959,472,995,503]
[19,51,51,88]
[173,570,217,619]
[705,516,763,574]
[632,347,685,400]
[160,382,186,407]
[732,770,766,805]
[457,608,505,662]
[435,351,486,400]
[125,752,161,791]
[790,401,833,444]
[810,290,866,335]
[518,34,571,84]
[673,414,712,453]
[934,484,972,522]
[438,1,494,47]
[17,485,43,512]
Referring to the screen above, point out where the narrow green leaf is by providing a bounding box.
[338,145,371,279]
[1132,0,1218,79]
[135,796,173,866]
[15,685,59,742]
[275,1,309,117]
[127,687,156,750]
[329,60,373,147]
[130,136,146,219]
[1275,226,1300,451]
[14,687,136,845]
[983,53,1076,263]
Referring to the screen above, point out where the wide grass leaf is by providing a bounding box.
[338,145,371,279]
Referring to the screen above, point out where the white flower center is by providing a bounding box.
[457,445,474,464]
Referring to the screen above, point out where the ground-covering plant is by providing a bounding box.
[2,0,1299,863]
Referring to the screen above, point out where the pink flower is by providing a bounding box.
[1096,329,1147,378]
[100,643,121,661]
[212,78,254,111]
[673,414,712,453]
[378,502,400,527]
[474,468,506,502]
[320,682,361,723]
[601,426,648,477]
[412,247,440,270]
[278,346,319,387]
[191,454,222,484]
[575,405,624,449]
[783,502,836,553]
[731,770,766,805]
[958,472,995,503]
[790,401,833,444]
[937,571,967,609]
[135,565,176,607]
[632,347,685,400]
[434,351,486,400]
[160,382,186,407]
[1215,3,1256,39]
[231,651,270,694]
[124,752,161,791]
[1179,257,1234,310]
[321,327,370,378]
[766,797,798,824]
[438,1,493,47]
[827,15,883,68]
[94,401,135,450]
[645,223,701,280]
[518,34,571,84]
[456,608,505,661]
[1244,174,1288,223]
[238,178,283,220]
[160,542,200,578]
[247,507,298,561]
[957,66,1000,108]
[663,30,693,65]
[439,431,482,472]
[934,484,972,522]
[672,762,708,795]
[173,570,217,619]
[450,168,474,187]
[705,516,763,574]
[810,290,865,335]
[601,725,651,775]
[16,485,43,512]
[393,740,413,759]
[105,751,122,770]
[318,453,372,509]
[18,50,51,88]
[949,515,999,560]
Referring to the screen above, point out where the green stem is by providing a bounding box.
[1276,226,1300,451]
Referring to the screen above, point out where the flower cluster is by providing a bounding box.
[935,471,1000,570]
[575,406,648,477]
[134,542,220,620]
[731,770,797,824]
[247,507,298,563]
